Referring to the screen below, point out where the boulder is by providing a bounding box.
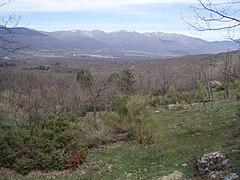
[196,151,238,179]
[208,80,222,88]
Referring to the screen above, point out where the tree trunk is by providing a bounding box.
[203,101,207,112]
[223,87,229,99]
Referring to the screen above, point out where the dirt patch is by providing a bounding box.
[161,171,183,180]
[0,167,22,179]
[91,140,127,152]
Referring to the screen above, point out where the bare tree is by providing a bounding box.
[0,0,27,55]
[187,0,240,87]
[218,53,233,99]
[76,69,110,124]
[187,0,240,41]
[156,65,175,104]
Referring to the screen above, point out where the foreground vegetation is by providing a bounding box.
[1,99,239,179]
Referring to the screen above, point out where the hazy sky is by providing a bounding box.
[0,0,234,41]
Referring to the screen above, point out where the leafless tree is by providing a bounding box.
[187,0,240,41]
[0,0,27,56]
[218,53,233,99]
[156,65,175,104]
[76,69,111,125]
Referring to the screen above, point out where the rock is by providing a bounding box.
[224,173,239,180]
[208,80,222,88]
[196,151,232,178]
[167,104,176,110]
[154,110,161,114]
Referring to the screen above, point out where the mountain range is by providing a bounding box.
[1,28,239,59]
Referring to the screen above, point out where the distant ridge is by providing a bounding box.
[1,28,238,58]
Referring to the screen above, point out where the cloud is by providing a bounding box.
[2,0,193,12]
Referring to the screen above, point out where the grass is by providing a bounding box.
[6,100,240,179]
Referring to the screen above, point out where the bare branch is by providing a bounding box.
[0,0,10,7]
[186,0,240,35]
[0,2,27,56]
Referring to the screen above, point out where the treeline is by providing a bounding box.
[1,59,239,123]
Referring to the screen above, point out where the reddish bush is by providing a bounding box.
[65,150,86,169]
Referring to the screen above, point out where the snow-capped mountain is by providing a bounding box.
[1,28,238,58]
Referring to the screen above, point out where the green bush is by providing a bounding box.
[167,86,178,104]
[0,112,87,174]
[105,95,156,143]
[126,96,155,143]
[14,158,36,175]
[77,117,110,148]
[177,92,195,104]
[37,150,65,170]
[104,111,129,135]
[195,80,208,103]
[104,111,122,132]
[112,95,128,116]
[149,96,162,108]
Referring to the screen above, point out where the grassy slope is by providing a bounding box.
[17,101,240,179]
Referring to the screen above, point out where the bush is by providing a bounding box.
[65,150,86,169]
[111,95,128,116]
[177,92,195,105]
[104,112,123,133]
[105,95,157,143]
[37,150,65,170]
[149,96,162,108]
[126,96,155,143]
[167,86,178,104]
[14,158,36,175]
[0,112,87,174]
[195,81,208,103]
[179,115,202,135]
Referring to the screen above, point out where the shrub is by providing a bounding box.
[85,130,110,148]
[149,96,162,108]
[65,150,86,169]
[105,95,157,143]
[0,112,87,174]
[14,158,36,175]
[179,115,202,135]
[37,150,65,170]
[126,95,155,143]
[104,112,124,133]
[195,81,208,103]
[177,92,195,105]
[111,95,128,116]
[167,86,178,104]
[0,128,19,168]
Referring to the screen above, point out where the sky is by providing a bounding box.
[0,0,236,41]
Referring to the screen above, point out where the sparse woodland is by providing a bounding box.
[0,0,240,178]
[0,50,240,177]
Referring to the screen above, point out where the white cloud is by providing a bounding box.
[1,0,193,12]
